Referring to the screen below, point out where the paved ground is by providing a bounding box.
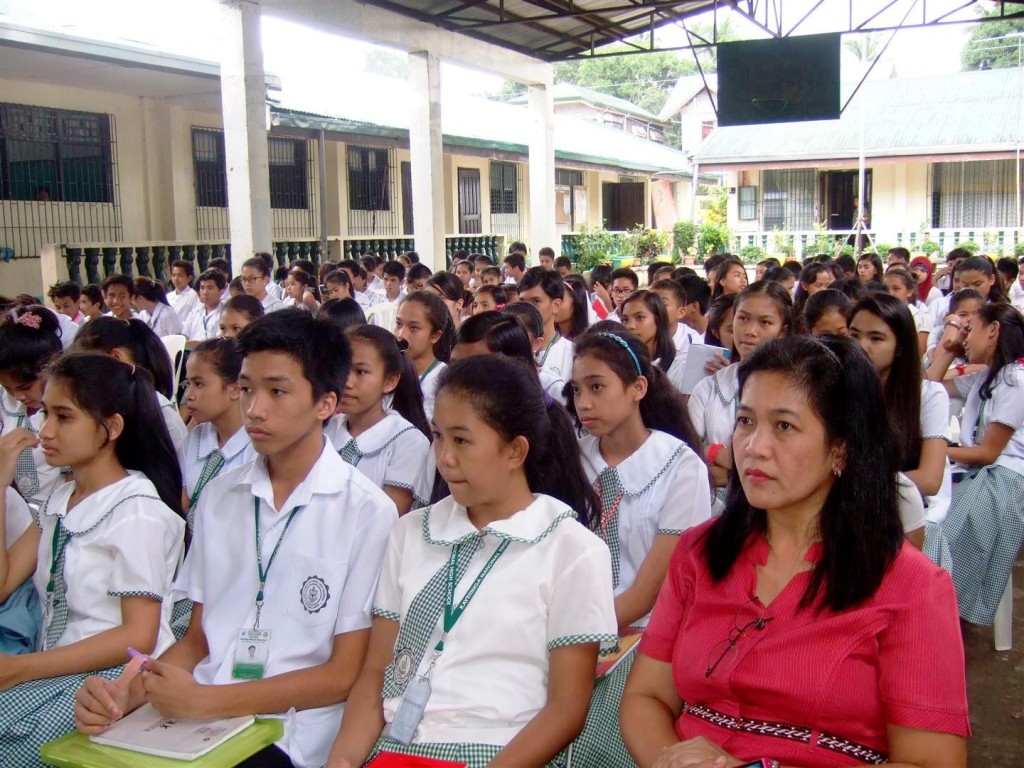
[964,554,1023,766]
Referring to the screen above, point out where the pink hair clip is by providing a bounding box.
[15,312,42,329]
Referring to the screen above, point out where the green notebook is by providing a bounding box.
[40,719,283,768]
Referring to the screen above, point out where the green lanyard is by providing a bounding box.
[45,519,71,597]
[434,539,510,654]
[253,499,301,628]
[973,399,988,446]
[538,332,561,366]
[419,359,441,384]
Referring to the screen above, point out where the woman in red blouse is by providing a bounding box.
[621,336,969,768]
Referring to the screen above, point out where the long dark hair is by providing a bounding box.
[73,316,175,398]
[568,327,702,458]
[346,324,430,439]
[437,356,600,529]
[561,275,591,340]
[957,255,1007,304]
[848,293,923,470]
[403,290,455,363]
[621,290,675,372]
[703,336,903,613]
[793,263,833,317]
[48,353,184,519]
[705,293,737,349]
[711,256,746,298]
[803,289,850,335]
[0,306,63,382]
[976,302,1024,400]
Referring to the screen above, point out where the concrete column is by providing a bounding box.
[408,51,446,270]
[528,84,556,262]
[220,0,272,273]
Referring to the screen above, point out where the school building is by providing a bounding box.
[664,68,1024,257]
[0,19,708,298]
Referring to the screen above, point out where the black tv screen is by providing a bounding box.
[717,33,841,126]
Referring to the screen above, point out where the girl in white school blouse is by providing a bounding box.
[0,354,185,767]
[927,303,1024,626]
[396,291,455,421]
[0,307,67,510]
[688,281,794,490]
[326,356,616,768]
[180,339,255,533]
[325,325,432,515]
[569,328,711,631]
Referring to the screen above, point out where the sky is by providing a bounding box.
[0,0,986,102]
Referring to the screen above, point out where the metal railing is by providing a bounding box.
[731,227,1023,258]
[52,234,507,286]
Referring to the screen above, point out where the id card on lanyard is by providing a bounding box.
[388,539,510,745]
[231,498,301,680]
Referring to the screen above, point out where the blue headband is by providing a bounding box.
[596,332,643,375]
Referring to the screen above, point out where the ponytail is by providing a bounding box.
[0,305,63,382]
[437,356,600,529]
[74,316,175,398]
[347,325,430,438]
[48,354,183,520]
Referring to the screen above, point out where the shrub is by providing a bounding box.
[956,241,980,255]
[673,220,697,258]
[575,224,631,272]
[697,222,730,259]
[739,244,766,263]
[918,239,940,256]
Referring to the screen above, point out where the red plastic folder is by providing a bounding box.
[367,753,467,768]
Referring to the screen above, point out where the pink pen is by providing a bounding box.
[127,647,150,668]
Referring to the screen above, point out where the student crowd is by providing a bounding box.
[0,239,1022,768]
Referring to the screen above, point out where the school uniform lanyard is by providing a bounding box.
[538,332,561,367]
[424,539,510,676]
[419,359,440,384]
[253,499,302,629]
[973,399,987,445]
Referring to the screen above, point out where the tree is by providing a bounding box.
[364,50,408,78]
[962,7,1024,70]
[844,32,883,64]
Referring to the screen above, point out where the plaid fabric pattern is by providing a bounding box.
[941,464,1024,625]
[565,644,637,768]
[42,522,72,651]
[594,467,625,589]
[922,521,953,574]
[381,532,484,700]
[0,664,123,767]
[339,438,363,467]
[14,414,39,499]
[369,737,567,768]
[170,598,193,640]
[186,449,225,532]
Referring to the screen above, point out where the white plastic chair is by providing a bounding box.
[161,334,187,393]
[994,573,1013,651]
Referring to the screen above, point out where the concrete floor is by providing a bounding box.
[964,555,1024,766]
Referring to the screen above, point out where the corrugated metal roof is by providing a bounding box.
[274,72,696,174]
[694,68,1024,166]
[360,0,715,61]
[508,82,664,122]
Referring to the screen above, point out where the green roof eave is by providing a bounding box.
[274,109,691,175]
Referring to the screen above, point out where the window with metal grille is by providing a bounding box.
[268,137,307,210]
[0,103,113,202]
[556,169,584,187]
[490,162,518,214]
[761,170,815,230]
[192,128,227,207]
[191,129,309,210]
[738,186,758,220]
[348,146,391,211]
[932,159,1021,228]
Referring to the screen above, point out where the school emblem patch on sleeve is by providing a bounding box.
[299,575,331,614]
[393,647,415,686]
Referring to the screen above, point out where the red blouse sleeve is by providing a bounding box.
[639,526,701,661]
[879,560,971,737]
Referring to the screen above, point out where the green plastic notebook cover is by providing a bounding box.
[40,719,284,768]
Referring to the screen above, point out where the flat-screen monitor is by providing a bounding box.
[716,33,842,126]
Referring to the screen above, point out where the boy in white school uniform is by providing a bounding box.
[182,269,227,346]
[75,309,398,768]
[167,260,201,321]
[517,267,575,380]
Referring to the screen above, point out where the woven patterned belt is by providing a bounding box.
[684,703,888,765]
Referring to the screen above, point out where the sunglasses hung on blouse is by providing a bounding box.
[704,599,774,678]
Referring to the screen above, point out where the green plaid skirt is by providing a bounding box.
[942,464,1024,626]
[565,644,637,768]
[0,665,123,768]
